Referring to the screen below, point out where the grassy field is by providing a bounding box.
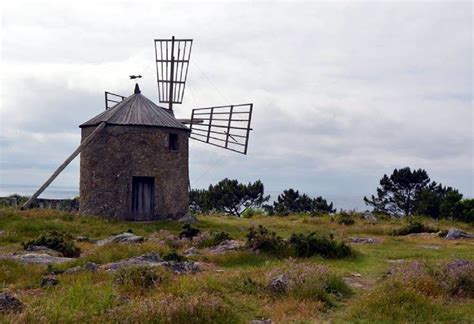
[0,208,473,323]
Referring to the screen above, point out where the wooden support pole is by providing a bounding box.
[21,122,107,210]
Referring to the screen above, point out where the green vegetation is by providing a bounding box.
[391,219,438,236]
[0,208,473,323]
[22,230,80,257]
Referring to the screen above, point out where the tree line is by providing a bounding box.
[190,167,473,223]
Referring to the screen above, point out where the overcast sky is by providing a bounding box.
[0,1,472,209]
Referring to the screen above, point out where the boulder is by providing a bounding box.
[250,319,272,324]
[445,228,474,240]
[25,245,62,256]
[167,261,201,274]
[348,237,380,244]
[0,292,23,313]
[268,274,289,293]
[363,212,377,222]
[64,262,98,274]
[101,253,164,271]
[207,240,245,254]
[0,253,73,265]
[101,253,201,274]
[97,232,144,246]
[177,213,198,224]
[40,275,59,288]
[183,247,200,256]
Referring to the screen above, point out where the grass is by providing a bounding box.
[0,208,473,323]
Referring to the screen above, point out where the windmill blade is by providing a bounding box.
[189,103,253,155]
[105,91,126,110]
[154,37,193,110]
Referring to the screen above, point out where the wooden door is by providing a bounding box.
[132,177,155,219]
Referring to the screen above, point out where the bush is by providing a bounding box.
[288,232,352,259]
[179,224,201,239]
[114,266,168,290]
[391,220,438,236]
[336,211,355,225]
[22,231,80,257]
[246,225,287,255]
[198,231,232,248]
[241,208,265,218]
[162,251,187,262]
[267,262,351,306]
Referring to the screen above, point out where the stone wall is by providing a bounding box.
[79,125,189,220]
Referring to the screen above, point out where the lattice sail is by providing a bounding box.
[189,103,253,154]
[104,91,125,110]
[154,37,193,109]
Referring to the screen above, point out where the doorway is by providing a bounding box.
[132,176,155,219]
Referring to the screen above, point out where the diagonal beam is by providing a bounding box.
[21,122,107,210]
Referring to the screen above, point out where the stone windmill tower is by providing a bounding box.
[22,37,253,221]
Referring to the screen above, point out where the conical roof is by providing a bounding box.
[80,85,189,131]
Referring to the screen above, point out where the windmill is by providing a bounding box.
[22,36,254,221]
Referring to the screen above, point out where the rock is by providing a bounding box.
[101,252,201,274]
[406,232,438,237]
[268,274,289,293]
[40,275,59,288]
[0,253,73,265]
[101,252,164,271]
[0,230,4,236]
[445,228,474,240]
[387,259,406,264]
[76,236,97,243]
[183,247,200,256]
[446,259,473,272]
[351,272,362,277]
[97,232,144,246]
[25,245,62,256]
[177,213,198,224]
[363,211,377,222]
[64,262,98,274]
[349,237,380,244]
[167,261,201,274]
[208,240,245,254]
[420,244,441,250]
[250,319,272,324]
[0,292,23,313]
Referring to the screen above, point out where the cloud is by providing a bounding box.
[0,1,472,207]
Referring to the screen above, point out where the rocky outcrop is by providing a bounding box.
[97,232,144,246]
[267,274,289,293]
[64,262,98,274]
[0,293,23,313]
[445,228,474,240]
[100,252,200,274]
[0,253,73,265]
[348,237,381,244]
[40,275,59,288]
[207,240,245,254]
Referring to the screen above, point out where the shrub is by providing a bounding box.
[22,231,80,257]
[391,220,438,236]
[114,266,168,290]
[198,231,233,248]
[179,224,201,239]
[288,232,352,259]
[162,251,187,262]
[246,225,287,255]
[241,208,265,218]
[335,211,355,225]
[267,262,351,305]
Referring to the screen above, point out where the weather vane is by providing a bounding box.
[129,75,142,80]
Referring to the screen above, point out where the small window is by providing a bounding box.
[169,133,179,151]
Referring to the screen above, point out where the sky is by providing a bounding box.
[0,0,472,210]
